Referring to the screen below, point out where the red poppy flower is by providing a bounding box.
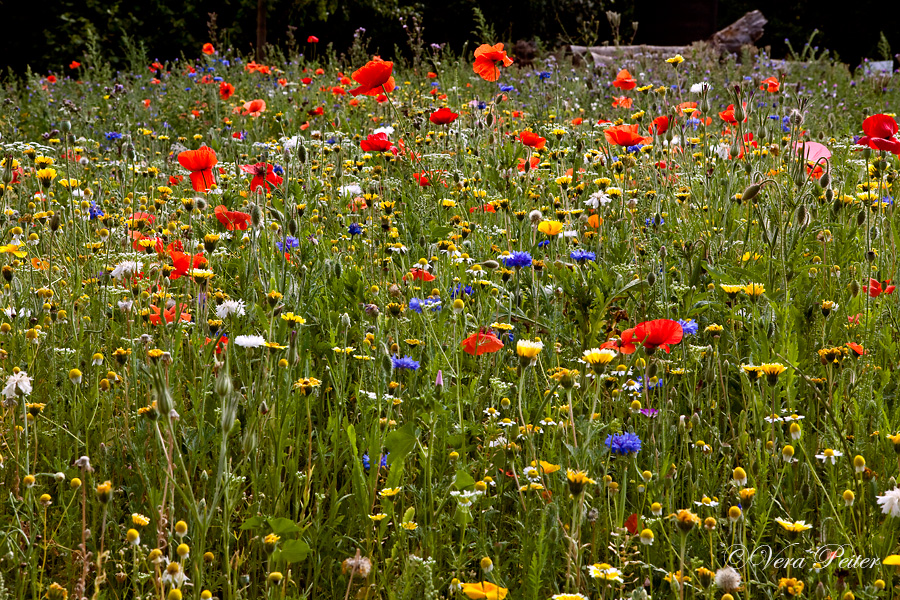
[404,268,435,282]
[219,82,235,100]
[612,68,636,90]
[649,116,670,135]
[149,303,191,325]
[169,175,184,186]
[240,163,283,192]
[604,124,652,147]
[360,132,395,153]
[637,319,684,353]
[864,278,896,298]
[857,114,900,154]
[461,330,504,355]
[518,130,547,150]
[69,61,81,69]
[473,43,513,82]
[46,75,57,84]
[430,107,459,125]
[169,249,207,279]
[612,96,633,109]
[205,335,229,355]
[517,156,540,171]
[413,172,432,186]
[846,342,866,356]
[242,99,266,116]
[349,58,395,96]
[719,103,748,125]
[214,205,252,231]
[469,204,496,213]
[307,35,319,43]
[675,102,697,115]
[620,320,683,354]
[624,513,640,534]
[129,231,164,253]
[202,43,216,55]
[760,76,780,92]
[177,146,218,192]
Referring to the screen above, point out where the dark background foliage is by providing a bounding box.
[2,0,899,75]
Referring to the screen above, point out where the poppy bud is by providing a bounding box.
[825,187,834,202]
[790,109,803,125]
[61,121,72,133]
[857,211,867,227]
[647,272,656,286]
[49,213,60,232]
[744,161,752,175]
[862,147,871,159]
[819,171,830,188]
[485,113,494,127]
[297,144,307,163]
[250,204,263,229]
[866,250,876,262]
[740,183,762,203]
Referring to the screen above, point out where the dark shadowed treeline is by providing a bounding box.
[2,0,899,75]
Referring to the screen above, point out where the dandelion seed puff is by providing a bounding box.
[715,566,742,592]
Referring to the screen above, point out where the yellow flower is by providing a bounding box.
[671,509,700,532]
[532,460,561,474]
[459,582,508,600]
[0,244,27,258]
[744,282,765,298]
[537,220,563,236]
[778,577,804,596]
[379,487,401,498]
[35,168,57,188]
[566,470,595,495]
[132,513,150,526]
[774,518,812,534]
[666,54,685,65]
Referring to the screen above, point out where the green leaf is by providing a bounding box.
[278,539,309,562]
[452,469,475,490]
[239,516,266,530]
[267,517,302,536]
[384,422,416,465]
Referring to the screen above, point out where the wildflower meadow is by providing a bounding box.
[3,31,900,600]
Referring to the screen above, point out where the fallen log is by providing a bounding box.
[568,10,767,64]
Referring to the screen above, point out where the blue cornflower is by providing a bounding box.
[348,223,363,235]
[105,132,123,141]
[392,355,420,371]
[645,217,665,227]
[605,432,642,455]
[362,453,389,471]
[537,240,550,248]
[275,236,300,252]
[88,202,104,220]
[213,76,224,82]
[626,144,644,154]
[570,250,596,263]
[409,298,441,313]
[477,101,487,110]
[273,164,284,175]
[431,81,440,87]
[503,251,532,269]
[499,84,515,92]
[451,284,473,299]
[678,318,699,335]
[325,138,338,145]
[538,71,552,80]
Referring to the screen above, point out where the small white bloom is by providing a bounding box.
[3,371,33,399]
[877,487,900,517]
[215,299,246,319]
[234,334,266,349]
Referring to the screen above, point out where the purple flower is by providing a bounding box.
[640,408,659,418]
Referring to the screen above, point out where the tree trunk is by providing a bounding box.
[256,0,267,62]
